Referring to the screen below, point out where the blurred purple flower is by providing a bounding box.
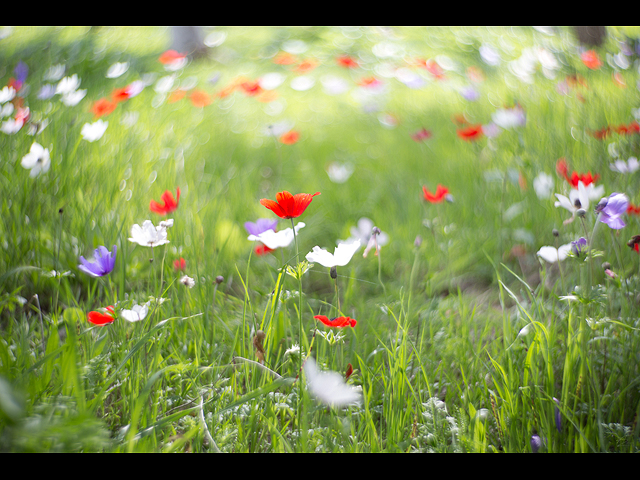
[37,84,56,100]
[553,397,562,433]
[78,245,117,277]
[530,434,542,453]
[595,193,629,230]
[14,61,28,83]
[244,218,278,236]
[459,85,480,101]
[571,237,587,257]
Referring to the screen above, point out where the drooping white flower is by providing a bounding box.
[247,222,305,250]
[81,120,108,142]
[120,302,150,322]
[20,142,51,177]
[536,243,572,263]
[305,239,361,268]
[303,357,361,408]
[128,219,173,247]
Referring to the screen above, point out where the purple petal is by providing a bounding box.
[245,218,278,236]
[603,193,629,216]
[78,257,102,277]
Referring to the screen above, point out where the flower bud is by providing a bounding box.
[215,275,224,284]
[576,208,586,218]
[602,261,611,270]
[414,235,423,248]
[552,228,559,237]
[330,266,337,279]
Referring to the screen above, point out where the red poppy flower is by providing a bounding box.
[173,257,186,271]
[150,188,180,215]
[159,49,186,65]
[425,59,446,80]
[357,76,382,88]
[589,126,610,140]
[260,191,320,219]
[314,315,357,328]
[337,55,359,68]
[457,124,484,141]
[422,184,450,203]
[91,98,117,118]
[279,130,300,145]
[555,158,600,188]
[87,306,116,326]
[581,50,602,70]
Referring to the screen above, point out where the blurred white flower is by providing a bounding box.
[320,75,349,95]
[305,240,361,268]
[554,181,590,223]
[533,172,554,200]
[343,217,389,257]
[248,222,305,249]
[20,142,50,177]
[303,357,361,408]
[610,157,640,174]
[326,162,354,183]
[120,302,150,322]
[154,75,175,94]
[180,275,196,288]
[290,75,315,91]
[106,62,129,78]
[492,105,526,129]
[128,219,173,247]
[259,72,285,90]
[56,74,81,96]
[479,44,501,66]
[60,89,87,106]
[81,120,108,142]
[44,64,65,82]
[0,86,16,104]
[0,117,23,134]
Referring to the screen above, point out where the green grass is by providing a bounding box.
[1,26,640,452]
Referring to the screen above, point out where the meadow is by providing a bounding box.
[1,25,640,452]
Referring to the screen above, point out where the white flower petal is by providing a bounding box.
[304,357,361,407]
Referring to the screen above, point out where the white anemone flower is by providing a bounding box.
[128,219,173,247]
[81,120,108,142]
[305,239,361,268]
[106,62,129,79]
[247,222,305,250]
[120,302,150,322]
[610,157,640,174]
[537,243,572,263]
[326,162,355,183]
[303,357,361,408]
[21,142,51,177]
[60,89,87,106]
[554,181,590,223]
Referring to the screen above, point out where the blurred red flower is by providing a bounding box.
[293,59,318,74]
[91,98,117,118]
[314,315,357,328]
[173,257,186,271]
[168,89,186,103]
[556,158,599,188]
[254,244,274,256]
[260,191,320,219]
[457,124,483,141]
[337,55,359,68]
[423,184,450,203]
[189,89,211,108]
[273,52,297,65]
[111,87,131,103]
[425,59,446,80]
[627,203,640,215]
[87,306,116,326]
[411,128,432,142]
[159,50,186,65]
[240,81,263,97]
[581,50,602,70]
[150,188,180,215]
[280,130,300,145]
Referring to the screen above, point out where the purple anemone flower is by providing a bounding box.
[595,192,629,230]
[571,237,587,257]
[14,61,28,83]
[78,245,117,277]
[244,218,278,236]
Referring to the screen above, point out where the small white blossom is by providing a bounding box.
[128,220,173,247]
[180,275,195,288]
[305,240,361,268]
[81,120,108,142]
[21,142,51,177]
